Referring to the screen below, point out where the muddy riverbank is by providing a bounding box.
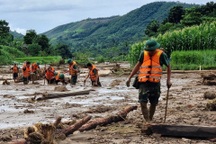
[0,64,215,144]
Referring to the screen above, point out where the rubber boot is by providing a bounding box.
[149,104,157,121]
[140,102,149,122]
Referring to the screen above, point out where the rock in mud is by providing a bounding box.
[54,86,68,92]
[109,79,122,87]
[24,109,35,114]
[204,91,216,99]
[206,98,216,111]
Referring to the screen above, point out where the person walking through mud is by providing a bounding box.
[126,39,172,123]
[11,63,19,82]
[67,59,79,86]
[84,63,101,87]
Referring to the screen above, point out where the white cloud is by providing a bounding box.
[0,0,213,33]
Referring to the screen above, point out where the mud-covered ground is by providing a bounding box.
[0,63,215,144]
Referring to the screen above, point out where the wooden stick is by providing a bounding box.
[164,88,170,123]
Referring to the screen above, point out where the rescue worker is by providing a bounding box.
[11,63,19,82]
[84,63,101,87]
[45,66,55,84]
[31,62,40,83]
[31,62,40,74]
[126,39,172,122]
[68,59,79,85]
[54,72,66,85]
[22,61,31,84]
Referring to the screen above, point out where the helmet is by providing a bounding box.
[54,72,58,76]
[36,62,40,65]
[59,74,64,79]
[67,59,72,64]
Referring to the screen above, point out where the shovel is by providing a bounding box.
[164,88,170,123]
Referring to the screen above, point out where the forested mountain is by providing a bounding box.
[44,2,195,57]
[10,31,23,39]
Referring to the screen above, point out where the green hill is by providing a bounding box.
[10,31,24,39]
[44,2,195,57]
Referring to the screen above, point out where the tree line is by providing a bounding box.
[0,21,72,59]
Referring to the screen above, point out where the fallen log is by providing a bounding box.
[144,124,216,140]
[79,105,137,132]
[62,115,92,136]
[37,89,93,101]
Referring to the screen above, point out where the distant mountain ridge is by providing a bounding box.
[10,31,23,39]
[44,2,195,56]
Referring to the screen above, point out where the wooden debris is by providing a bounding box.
[206,98,216,111]
[36,89,93,101]
[79,105,137,132]
[204,91,216,99]
[143,124,216,140]
[62,115,92,136]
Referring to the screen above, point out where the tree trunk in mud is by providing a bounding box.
[144,124,216,140]
[79,105,137,132]
[36,89,93,101]
[62,116,92,136]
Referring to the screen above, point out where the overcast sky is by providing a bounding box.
[0,0,212,34]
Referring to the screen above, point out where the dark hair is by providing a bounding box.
[86,63,92,67]
[26,61,31,65]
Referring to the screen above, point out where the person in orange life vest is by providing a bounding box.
[31,62,40,74]
[67,59,79,85]
[11,63,19,82]
[84,63,101,87]
[45,66,55,84]
[126,39,172,122]
[22,61,31,84]
[54,72,66,85]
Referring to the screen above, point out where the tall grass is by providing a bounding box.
[128,21,216,69]
[156,21,216,56]
[171,50,216,70]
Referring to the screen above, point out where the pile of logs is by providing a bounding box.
[9,105,137,144]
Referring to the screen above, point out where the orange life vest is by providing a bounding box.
[45,67,55,80]
[22,65,31,78]
[12,66,18,73]
[89,65,98,81]
[138,49,163,83]
[31,63,39,73]
[69,61,77,75]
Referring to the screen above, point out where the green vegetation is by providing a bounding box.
[0,45,25,65]
[171,50,216,70]
[15,56,62,64]
[44,2,194,58]
[156,21,216,57]
[129,2,216,70]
